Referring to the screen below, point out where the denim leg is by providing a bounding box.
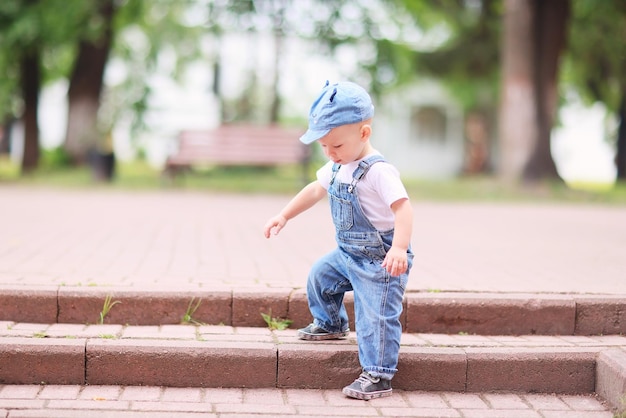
[351,263,407,381]
[306,249,353,333]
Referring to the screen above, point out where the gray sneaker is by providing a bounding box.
[297,323,349,341]
[342,371,392,400]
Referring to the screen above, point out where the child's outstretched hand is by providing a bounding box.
[382,246,408,276]
[263,215,287,238]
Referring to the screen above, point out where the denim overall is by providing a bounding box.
[307,155,413,380]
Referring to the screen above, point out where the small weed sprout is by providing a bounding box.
[99,294,121,325]
[261,310,293,331]
[181,298,205,325]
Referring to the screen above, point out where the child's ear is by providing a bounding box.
[360,124,372,141]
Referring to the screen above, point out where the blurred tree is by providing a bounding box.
[564,0,626,180]
[0,0,203,176]
[104,0,204,141]
[389,0,570,182]
[0,0,112,172]
[383,0,501,175]
[499,0,569,182]
[0,0,84,173]
[64,0,116,164]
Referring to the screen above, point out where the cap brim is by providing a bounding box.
[299,128,330,145]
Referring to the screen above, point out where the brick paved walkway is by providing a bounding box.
[0,186,624,417]
[0,384,613,417]
[2,186,625,295]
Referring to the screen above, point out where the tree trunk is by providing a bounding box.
[20,49,41,174]
[498,0,569,182]
[269,29,282,124]
[523,0,569,181]
[616,92,626,180]
[498,0,537,181]
[64,0,115,163]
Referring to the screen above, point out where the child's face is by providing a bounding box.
[318,122,371,164]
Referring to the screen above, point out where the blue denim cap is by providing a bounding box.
[299,81,375,144]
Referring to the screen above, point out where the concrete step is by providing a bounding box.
[2,286,626,335]
[0,322,625,414]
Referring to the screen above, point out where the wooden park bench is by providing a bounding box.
[164,124,312,182]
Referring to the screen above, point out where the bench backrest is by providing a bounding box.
[168,124,311,166]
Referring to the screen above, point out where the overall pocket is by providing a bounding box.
[329,194,353,231]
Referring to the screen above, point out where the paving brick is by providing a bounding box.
[277,344,360,389]
[282,389,326,406]
[540,411,614,418]
[287,289,312,328]
[443,392,489,409]
[130,401,209,413]
[560,394,609,411]
[119,386,162,401]
[232,288,291,327]
[0,286,58,323]
[0,399,46,409]
[44,324,87,338]
[86,339,276,388]
[46,399,130,410]
[575,296,626,335]
[460,409,542,418]
[297,404,380,416]
[466,348,596,393]
[203,388,243,403]
[0,385,41,399]
[542,411,615,418]
[522,393,570,410]
[595,348,626,414]
[482,393,529,409]
[406,293,576,335]
[0,338,85,385]
[37,385,82,400]
[79,385,122,400]
[214,403,297,414]
[58,288,231,326]
[378,407,461,418]
[394,347,466,391]
[162,387,202,402]
[400,391,447,408]
[119,325,161,339]
[242,387,288,405]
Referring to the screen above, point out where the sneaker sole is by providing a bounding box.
[342,387,392,400]
[297,331,349,341]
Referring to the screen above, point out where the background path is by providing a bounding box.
[1,186,625,295]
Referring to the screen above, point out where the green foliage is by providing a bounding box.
[563,0,626,112]
[181,298,205,326]
[0,0,103,118]
[99,294,121,325]
[261,310,293,331]
[382,0,502,111]
[41,147,73,170]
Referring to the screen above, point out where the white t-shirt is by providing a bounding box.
[316,153,409,231]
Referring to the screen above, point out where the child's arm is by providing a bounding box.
[382,198,413,276]
[263,180,327,238]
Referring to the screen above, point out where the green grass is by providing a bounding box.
[2,155,625,204]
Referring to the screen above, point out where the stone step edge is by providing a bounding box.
[1,285,625,335]
[1,336,623,399]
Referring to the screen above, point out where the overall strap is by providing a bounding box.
[330,162,341,186]
[348,155,386,193]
